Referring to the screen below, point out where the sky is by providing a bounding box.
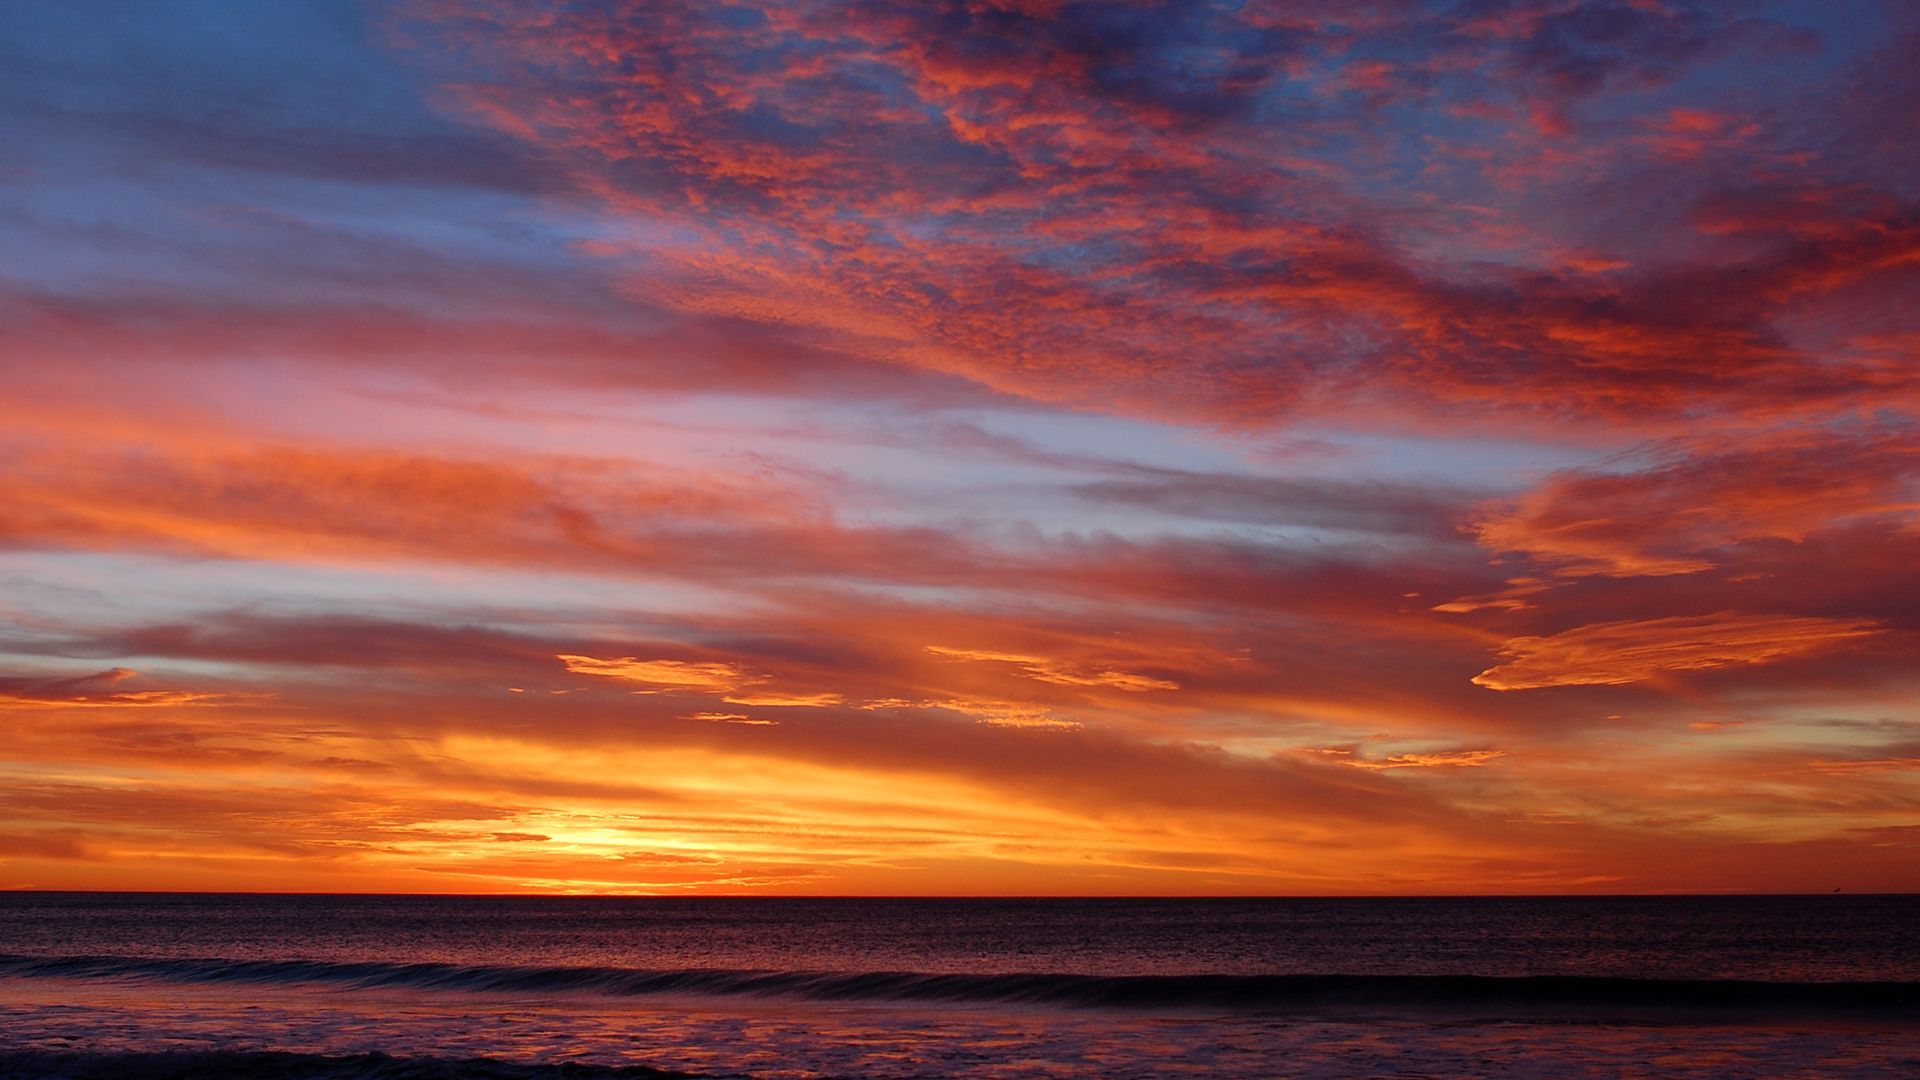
[0,0,1916,895]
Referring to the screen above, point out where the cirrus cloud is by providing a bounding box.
[1472,612,1885,691]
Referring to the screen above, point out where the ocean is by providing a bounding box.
[1,893,1916,1077]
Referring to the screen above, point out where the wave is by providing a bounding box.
[0,1050,701,1080]
[3,954,1916,1019]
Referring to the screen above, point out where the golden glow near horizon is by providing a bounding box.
[1,1,1917,895]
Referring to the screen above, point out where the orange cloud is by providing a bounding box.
[0,668,250,711]
[720,691,845,708]
[923,645,1179,692]
[0,436,813,575]
[1304,743,1506,770]
[2,0,1916,897]
[557,655,748,692]
[1348,750,1508,770]
[1468,430,1920,579]
[559,655,844,708]
[1805,757,1920,776]
[866,696,1083,731]
[684,712,778,726]
[1473,613,1884,690]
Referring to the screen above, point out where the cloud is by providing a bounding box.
[0,1,1915,895]
[1806,757,1920,777]
[720,691,844,708]
[1070,470,1475,537]
[558,655,749,692]
[0,668,243,711]
[865,696,1082,731]
[1468,427,1920,579]
[388,0,1918,430]
[924,645,1179,692]
[558,654,844,709]
[1350,749,1506,770]
[1473,612,1884,690]
[685,712,778,726]
[0,434,829,578]
[1309,744,1509,770]
[0,829,93,860]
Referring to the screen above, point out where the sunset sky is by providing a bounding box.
[2,0,1916,895]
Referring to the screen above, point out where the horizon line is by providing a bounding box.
[4,889,1909,900]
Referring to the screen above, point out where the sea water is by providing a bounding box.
[1,893,1916,1077]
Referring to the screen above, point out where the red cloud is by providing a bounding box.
[384,2,1918,432]
[1466,427,1920,577]
[1472,612,1883,691]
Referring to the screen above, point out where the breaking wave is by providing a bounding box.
[0,1050,700,1080]
[4,953,1916,1019]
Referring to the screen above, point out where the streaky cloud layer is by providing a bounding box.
[1471,613,1887,691]
[0,0,1915,894]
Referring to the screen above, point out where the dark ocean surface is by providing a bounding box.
[2,894,1917,1077]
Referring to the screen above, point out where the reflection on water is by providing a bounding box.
[2,979,1917,1079]
[5,894,1920,980]
[5,895,1919,1077]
